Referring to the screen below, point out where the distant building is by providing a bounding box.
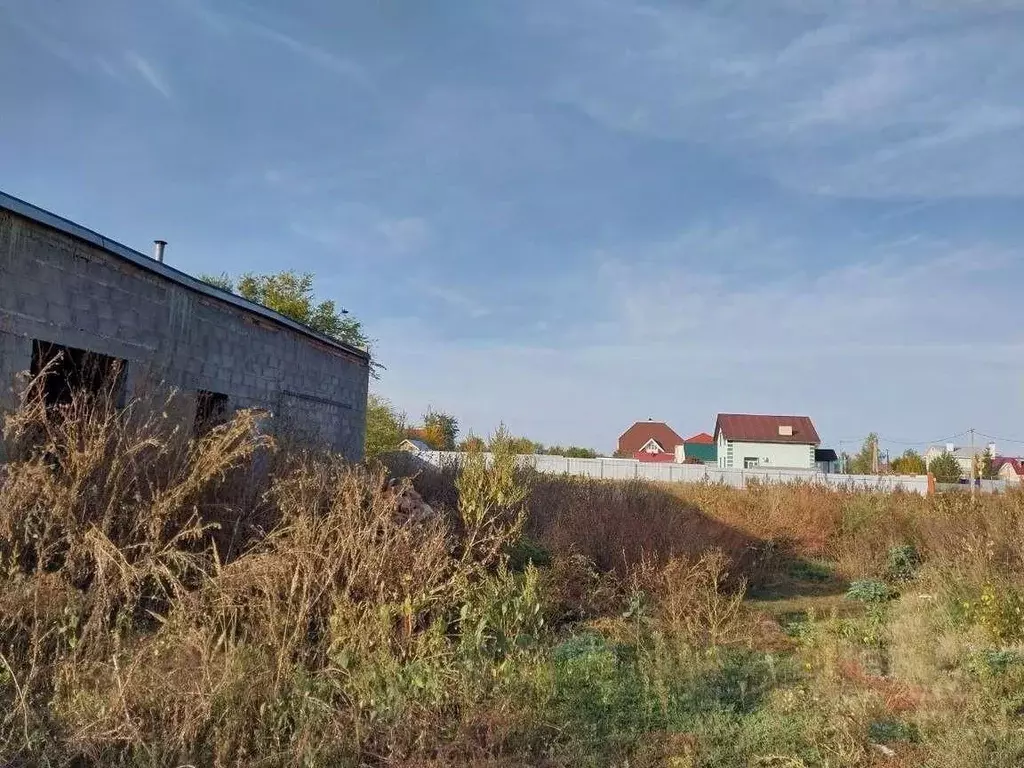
[0,191,370,460]
[715,413,820,470]
[617,419,683,461]
[923,442,997,479]
[398,438,433,453]
[993,457,1023,483]
[677,432,717,464]
[815,448,840,474]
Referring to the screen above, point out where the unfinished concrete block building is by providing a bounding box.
[0,191,370,459]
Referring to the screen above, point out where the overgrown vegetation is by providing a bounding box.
[4,386,1024,766]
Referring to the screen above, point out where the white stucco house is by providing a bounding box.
[715,413,820,470]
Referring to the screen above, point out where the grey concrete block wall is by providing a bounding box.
[0,207,370,460]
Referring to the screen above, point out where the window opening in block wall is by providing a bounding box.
[194,390,229,435]
[30,339,127,410]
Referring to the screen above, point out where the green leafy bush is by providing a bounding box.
[788,558,835,583]
[846,579,898,603]
[885,544,922,582]
[869,719,921,744]
[962,582,1024,644]
[506,535,552,571]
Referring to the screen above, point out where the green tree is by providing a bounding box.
[979,448,997,480]
[488,424,540,455]
[929,451,963,484]
[848,433,880,474]
[890,449,926,475]
[200,270,379,376]
[422,408,459,451]
[364,395,406,460]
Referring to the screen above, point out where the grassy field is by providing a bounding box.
[3,393,1024,766]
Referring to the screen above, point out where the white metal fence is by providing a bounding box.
[408,451,955,495]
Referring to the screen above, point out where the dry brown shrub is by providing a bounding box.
[1,383,545,765]
[635,549,748,649]
[538,553,623,626]
[526,476,772,583]
[670,481,847,557]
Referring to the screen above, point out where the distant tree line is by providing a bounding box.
[842,432,996,482]
[363,397,600,460]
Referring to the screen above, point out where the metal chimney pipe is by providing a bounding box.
[153,240,167,263]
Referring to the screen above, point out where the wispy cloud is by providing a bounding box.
[542,1,1024,198]
[248,23,370,87]
[374,219,1024,450]
[173,0,369,87]
[791,49,915,128]
[377,217,431,255]
[124,51,173,100]
[420,284,491,319]
[284,199,432,265]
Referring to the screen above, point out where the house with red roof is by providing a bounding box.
[993,457,1024,483]
[714,413,820,470]
[616,420,684,461]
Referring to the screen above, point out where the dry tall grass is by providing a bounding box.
[6,384,1024,767]
[0,385,550,766]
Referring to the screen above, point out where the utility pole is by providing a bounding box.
[970,427,976,498]
[871,435,878,475]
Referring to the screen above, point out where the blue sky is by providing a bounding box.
[2,1,1023,455]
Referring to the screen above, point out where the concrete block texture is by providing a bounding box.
[0,208,370,460]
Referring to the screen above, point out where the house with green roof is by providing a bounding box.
[675,432,718,464]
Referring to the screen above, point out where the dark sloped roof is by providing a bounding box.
[401,439,433,452]
[617,421,683,454]
[0,190,369,362]
[715,414,820,445]
[815,448,839,463]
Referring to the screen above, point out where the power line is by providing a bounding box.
[975,431,1024,446]
[878,431,971,447]
[835,430,971,448]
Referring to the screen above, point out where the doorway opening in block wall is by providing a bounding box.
[30,339,128,411]
[194,390,229,435]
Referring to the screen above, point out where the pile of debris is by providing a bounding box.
[388,479,437,525]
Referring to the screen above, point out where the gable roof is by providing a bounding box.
[993,457,1024,475]
[714,414,820,445]
[684,432,714,444]
[617,421,683,455]
[399,438,433,452]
